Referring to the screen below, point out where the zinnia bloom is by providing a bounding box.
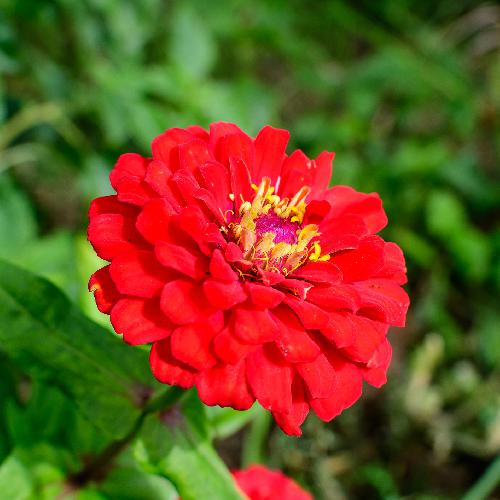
[88,123,409,435]
[232,465,311,500]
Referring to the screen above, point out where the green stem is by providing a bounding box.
[241,408,272,467]
[144,385,186,414]
[462,455,500,500]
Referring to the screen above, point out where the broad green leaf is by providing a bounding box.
[136,391,244,500]
[0,259,159,439]
[99,464,178,500]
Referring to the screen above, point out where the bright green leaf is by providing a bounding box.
[136,392,244,500]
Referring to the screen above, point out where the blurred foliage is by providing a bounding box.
[0,0,499,498]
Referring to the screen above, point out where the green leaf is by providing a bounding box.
[99,464,178,500]
[0,259,159,440]
[0,454,34,500]
[136,391,244,500]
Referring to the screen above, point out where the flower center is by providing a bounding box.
[224,177,330,276]
[255,212,298,245]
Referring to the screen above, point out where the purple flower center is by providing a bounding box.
[255,213,299,245]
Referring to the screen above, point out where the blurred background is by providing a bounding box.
[0,0,499,498]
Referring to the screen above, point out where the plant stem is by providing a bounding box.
[241,408,272,467]
[462,455,500,500]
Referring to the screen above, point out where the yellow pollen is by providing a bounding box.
[225,177,331,273]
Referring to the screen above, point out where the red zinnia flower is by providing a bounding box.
[232,465,311,500]
[88,123,409,435]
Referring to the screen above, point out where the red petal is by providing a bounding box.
[359,339,392,387]
[110,250,174,298]
[319,312,355,348]
[246,345,293,414]
[283,297,329,329]
[290,261,342,284]
[213,328,254,364]
[160,279,214,324]
[176,205,215,255]
[341,316,388,363]
[135,198,176,244]
[110,298,172,345]
[307,284,361,312]
[170,323,217,370]
[88,195,139,219]
[116,177,156,207]
[272,376,309,436]
[330,236,385,283]
[233,465,312,500]
[170,168,200,206]
[310,151,335,196]
[324,186,388,234]
[310,351,362,421]
[253,125,290,184]
[318,214,367,254]
[151,128,194,169]
[150,339,196,388]
[214,131,255,169]
[375,242,408,285]
[88,213,142,261]
[193,188,224,223]
[272,307,321,363]
[230,158,253,211]
[225,242,244,262]
[303,199,331,225]
[209,249,237,282]
[178,139,212,172]
[296,353,337,399]
[353,279,410,327]
[276,279,313,300]
[232,307,279,344]
[109,153,148,190]
[278,150,312,198]
[186,125,209,141]
[196,360,254,410]
[209,123,253,165]
[88,266,120,314]
[203,279,247,310]
[245,282,285,309]
[155,241,208,280]
[199,161,231,210]
[144,160,180,208]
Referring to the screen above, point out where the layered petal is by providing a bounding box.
[110,298,172,345]
[197,360,254,410]
[150,339,196,388]
[246,345,293,414]
[88,265,120,314]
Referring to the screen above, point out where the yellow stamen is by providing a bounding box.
[224,177,331,274]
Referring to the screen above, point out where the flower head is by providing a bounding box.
[232,465,311,500]
[88,123,409,435]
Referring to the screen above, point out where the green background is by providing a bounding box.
[0,0,499,498]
